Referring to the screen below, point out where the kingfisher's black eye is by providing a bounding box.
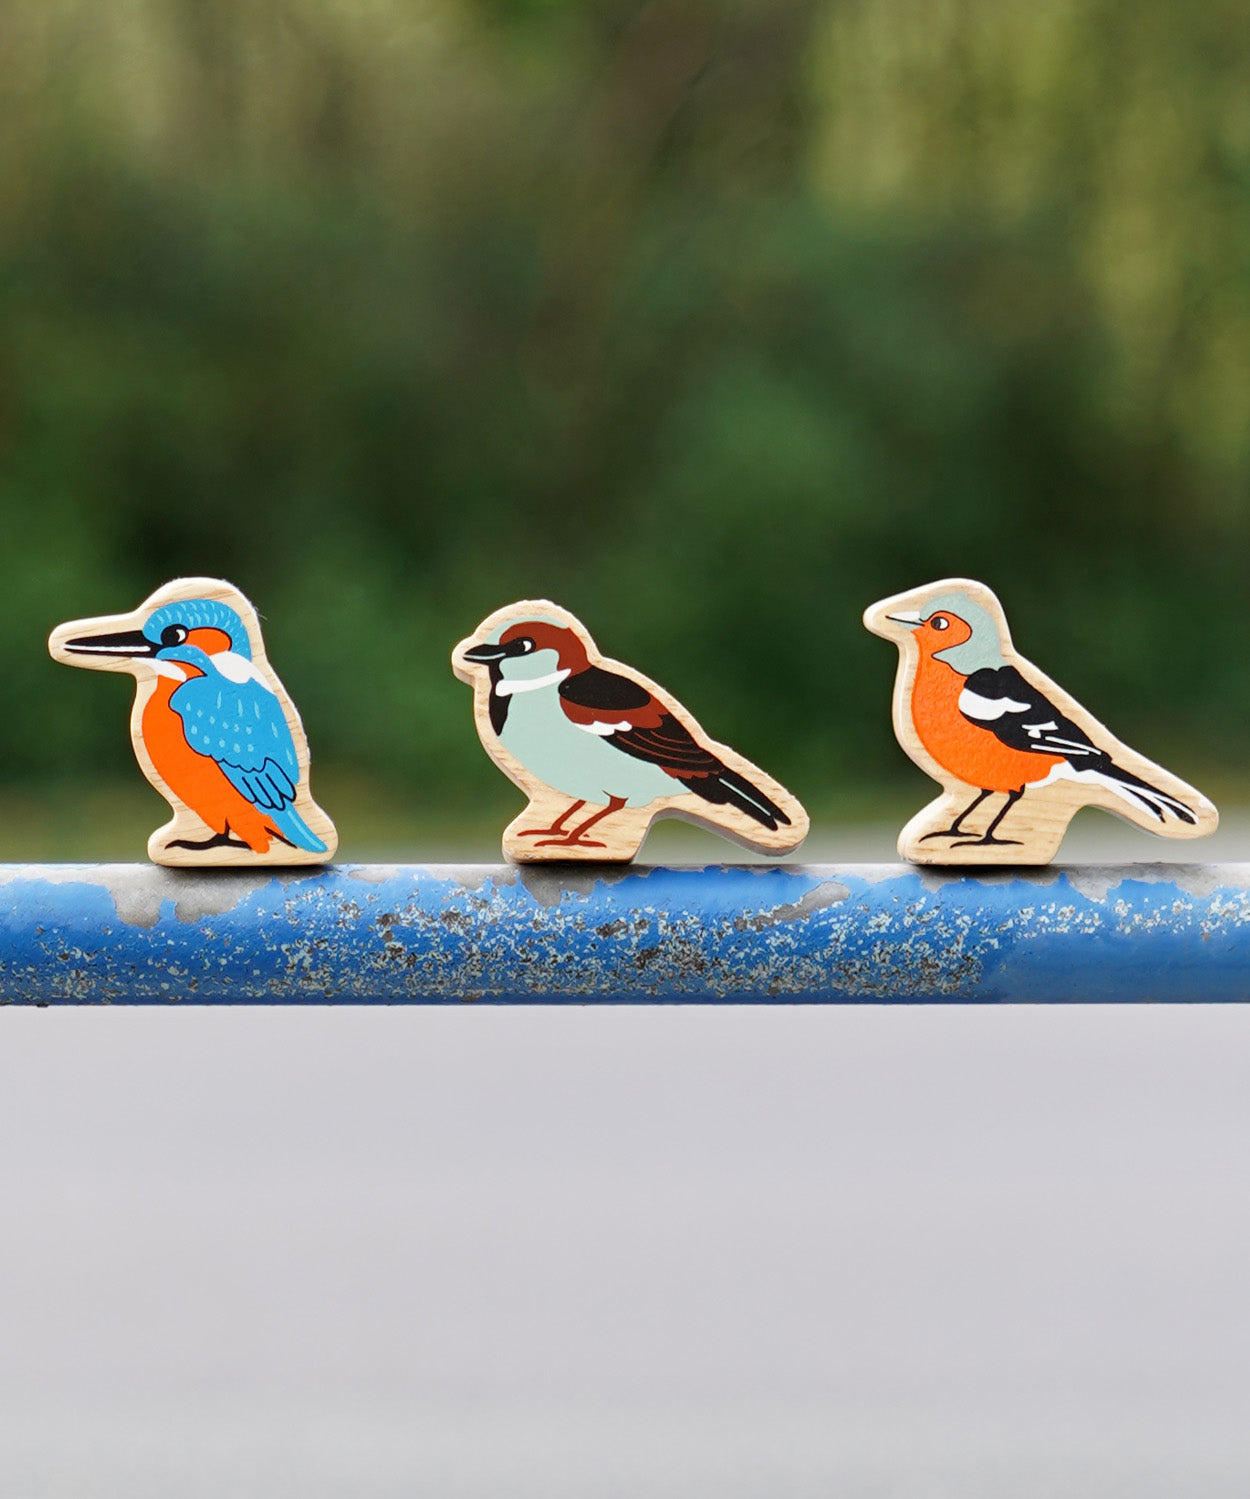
[160,624,188,647]
[930,615,950,632]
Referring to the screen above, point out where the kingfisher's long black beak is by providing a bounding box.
[63,628,157,659]
[462,640,525,664]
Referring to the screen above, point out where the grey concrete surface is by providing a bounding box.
[2,990,1250,1495]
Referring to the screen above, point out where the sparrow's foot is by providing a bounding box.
[516,800,588,839]
[919,826,974,842]
[533,834,608,850]
[951,835,1022,848]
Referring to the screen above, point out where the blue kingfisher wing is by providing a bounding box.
[169,670,302,812]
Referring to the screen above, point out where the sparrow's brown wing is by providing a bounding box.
[559,667,789,829]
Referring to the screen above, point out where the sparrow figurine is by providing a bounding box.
[453,600,808,862]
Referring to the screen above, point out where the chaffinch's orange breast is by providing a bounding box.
[911,654,1063,793]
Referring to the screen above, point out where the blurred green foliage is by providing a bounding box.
[0,0,1246,831]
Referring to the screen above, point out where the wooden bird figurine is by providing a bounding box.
[864,577,1217,865]
[453,600,808,862]
[49,577,337,866]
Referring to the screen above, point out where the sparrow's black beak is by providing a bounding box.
[63,628,158,659]
[461,642,507,664]
[462,640,526,664]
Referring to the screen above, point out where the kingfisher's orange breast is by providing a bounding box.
[911,655,1063,793]
[141,676,281,852]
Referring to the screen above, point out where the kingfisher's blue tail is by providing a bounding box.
[269,803,329,854]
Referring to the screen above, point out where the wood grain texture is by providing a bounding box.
[864,577,1218,865]
[49,577,336,867]
[453,600,809,863]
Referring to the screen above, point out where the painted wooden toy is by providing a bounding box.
[453,600,808,862]
[49,577,337,867]
[864,577,1217,865]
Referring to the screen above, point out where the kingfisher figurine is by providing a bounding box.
[864,576,1218,865]
[453,599,808,862]
[49,577,337,866]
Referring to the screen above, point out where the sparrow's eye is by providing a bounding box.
[930,615,950,632]
[160,624,188,647]
[517,638,534,653]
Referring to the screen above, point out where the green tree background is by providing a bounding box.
[0,0,1244,852]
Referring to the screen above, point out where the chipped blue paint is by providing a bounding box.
[0,862,1246,1005]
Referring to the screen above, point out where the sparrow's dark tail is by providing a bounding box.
[679,764,790,830]
[1085,757,1197,825]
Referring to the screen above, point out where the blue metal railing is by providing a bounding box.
[0,862,1246,1004]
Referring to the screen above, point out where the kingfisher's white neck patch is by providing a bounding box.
[213,651,273,690]
[152,660,188,681]
[496,668,570,697]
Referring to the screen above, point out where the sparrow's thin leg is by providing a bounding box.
[535,796,627,849]
[516,800,587,839]
[953,787,1024,847]
[919,787,994,841]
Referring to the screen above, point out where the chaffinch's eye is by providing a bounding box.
[930,615,949,632]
